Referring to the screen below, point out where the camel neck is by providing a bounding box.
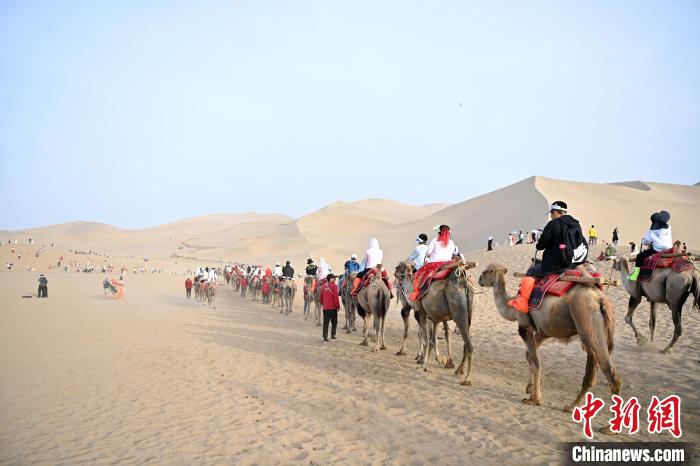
[493,272,517,322]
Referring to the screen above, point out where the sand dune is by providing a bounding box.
[2,176,698,274]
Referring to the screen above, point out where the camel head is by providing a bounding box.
[478,263,508,288]
[394,261,413,281]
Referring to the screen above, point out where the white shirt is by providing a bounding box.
[426,237,456,263]
[273,266,282,277]
[643,227,673,252]
[317,262,332,280]
[361,248,383,269]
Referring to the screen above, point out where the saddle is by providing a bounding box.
[528,269,603,310]
[408,260,461,301]
[356,268,388,294]
[638,249,693,282]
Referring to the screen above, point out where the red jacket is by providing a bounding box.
[185,278,193,289]
[320,281,340,310]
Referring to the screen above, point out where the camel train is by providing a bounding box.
[222,232,698,410]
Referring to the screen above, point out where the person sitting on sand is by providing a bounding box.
[508,201,588,312]
[407,234,429,270]
[629,210,672,281]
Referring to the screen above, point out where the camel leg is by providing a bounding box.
[397,306,410,355]
[522,327,541,405]
[360,313,370,346]
[380,313,387,350]
[624,295,646,345]
[452,314,473,386]
[661,305,683,354]
[442,321,455,369]
[372,313,381,353]
[648,302,657,343]
[564,354,597,412]
[422,320,439,372]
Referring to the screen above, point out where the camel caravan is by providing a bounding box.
[214,206,699,412]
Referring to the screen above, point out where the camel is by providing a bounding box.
[271,278,282,309]
[613,256,699,353]
[249,276,262,302]
[410,261,478,386]
[394,262,455,366]
[303,276,315,320]
[355,265,391,352]
[280,279,296,314]
[206,281,217,309]
[478,264,621,410]
[340,273,358,333]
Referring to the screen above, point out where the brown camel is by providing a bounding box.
[613,256,699,353]
[280,278,296,315]
[410,260,477,386]
[394,262,454,366]
[249,275,262,302]
[303,276,315,320]
[356,265,391,352]
[340,273,358,333]
[478,264,621,410]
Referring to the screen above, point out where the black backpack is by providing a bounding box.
[561,224,588,267]
[39,276,47,285]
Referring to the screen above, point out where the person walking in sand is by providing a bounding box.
[612,227,619,246]
[185,277,193,299]
[116,280,125,301]
[37,273,48,298]
[588,225,598,246]
[320,273,340,342]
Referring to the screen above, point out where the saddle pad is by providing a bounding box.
[408,260,461,301]
[529,270,603,310]
[639,249,693,282]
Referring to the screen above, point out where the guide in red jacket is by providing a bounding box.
[320,274,340,342]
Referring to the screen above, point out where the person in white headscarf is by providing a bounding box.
[316,257,332,282]
[352,238,391,296]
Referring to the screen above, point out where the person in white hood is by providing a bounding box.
[352,238,391,296]
[273,263,283,277]
[316,257,332,281]
[629,210,672,281]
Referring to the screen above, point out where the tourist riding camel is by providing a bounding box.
[273,262,283,278]
[407,233,429,270]
[352,238,392,296]
[282,260,294,279]
[508,201,588,312]
[340,253,361,289]
[426,225,456,263]
[628,210,672,281]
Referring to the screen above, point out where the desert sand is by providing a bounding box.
[1,177,699,465]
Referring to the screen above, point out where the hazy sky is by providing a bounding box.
[1,0,698,229]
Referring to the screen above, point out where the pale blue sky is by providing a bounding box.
[1,0,698,229]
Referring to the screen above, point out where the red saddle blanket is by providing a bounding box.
[262,282,271,294]
[528,270,603,310]
[639,249,693,282]
[408,260,460,301]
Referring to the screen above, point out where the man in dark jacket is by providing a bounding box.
[508,201,588,312]
[305,259,317,276]
[282,260,294,279]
